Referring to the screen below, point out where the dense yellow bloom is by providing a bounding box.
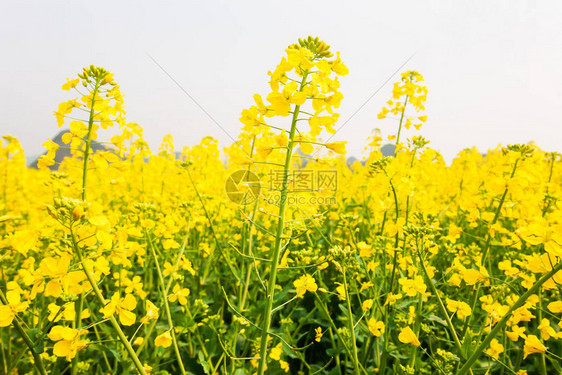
[3,43,562,374]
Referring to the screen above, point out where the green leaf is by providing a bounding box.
[33,340,45,354]
[427,314,447,327]
[198,351,211,374]
[461,331,473,359]
[89,344,122,362]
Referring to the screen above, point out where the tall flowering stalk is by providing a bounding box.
[231,37,348,374]
[44,67,147,375]
[377,70,427,154]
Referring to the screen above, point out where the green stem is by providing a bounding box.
[460,157,520,345]
[0,290,47,375]
[386,177,400,293]
[70,229,147,375]
[457,261,562,375]
[81,79,101,201]
[537,289,547,375]
[145,231,187,375]
[72,79,101,374]
[416,248,464,359]
[342,267,361,375]
[394,95,409,155]
[256,70,309,375]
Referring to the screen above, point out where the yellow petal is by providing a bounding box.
[154,331,173,348]
[119,310,136,326]
[0,306,15,327]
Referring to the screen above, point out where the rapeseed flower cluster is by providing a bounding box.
[0,38,561,375]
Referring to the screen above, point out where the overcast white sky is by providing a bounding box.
[1,0,561,162]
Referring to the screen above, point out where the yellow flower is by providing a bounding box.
[485,339,504,360]
[48,326,88,361]
[506,325,526,342]
[140,300,159,324]
[39,253,72,298]
[154,331,173,348]
[100,293,137,326]
[315,327,323,342]
[269,342,283,361]
[384,293,403,306]
[62,78,79,91]
[296,135,314,154]
[266,82,306,117]
[256,145,274,160]
[398,327,420,347]
[293,274,318,298]
[399,276,426,297]
[239,106,261,129]
[368,319,385,337]
[168,285,190,306]
[547,301,562,313]
[446,298,472,320]
[0,290,29,327]
[335,283,346,301]
[461,267,490,286]
[360,281,374,292]
[523,335,547,359]
[331,52,349,76]
[285,46,314,70]
[537,318,556,341]
[279,360,290,373]
[231,152,254,166]
[275,131,288,147]
[362,299,373,312]
[325,141,347,155]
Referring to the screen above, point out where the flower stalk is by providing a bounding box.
[256,70,309,375]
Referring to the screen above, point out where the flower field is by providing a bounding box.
[1,37,562,375]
